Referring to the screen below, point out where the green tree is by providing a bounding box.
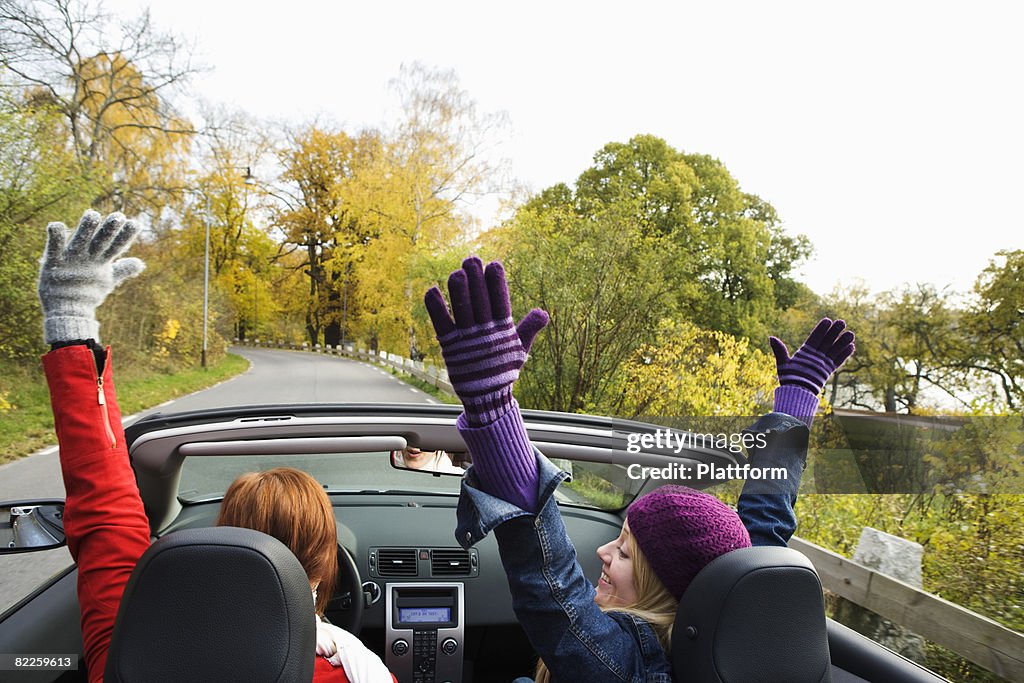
[959,250,1024,410]
[0,98,95,360]
[569,135,810,341]
[825,284,966,413]
[480,205,676,413]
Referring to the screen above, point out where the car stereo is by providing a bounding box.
[385,583,464,683]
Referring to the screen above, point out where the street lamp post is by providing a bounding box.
[201,166,255,369]
[253,271,258,339]
[201,195,211,367]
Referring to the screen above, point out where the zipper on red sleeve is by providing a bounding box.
[97,376,117,449]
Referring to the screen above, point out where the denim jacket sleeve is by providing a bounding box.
[455,453,672,683]
[736,412,811,547]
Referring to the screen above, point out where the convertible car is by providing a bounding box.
[0,402,947,682]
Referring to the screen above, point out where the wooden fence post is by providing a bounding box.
[834,527,926,661]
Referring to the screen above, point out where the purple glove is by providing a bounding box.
[770,318,855,395]
[424,257,549,426]
[769,318,855,425]
[425,257,549,513]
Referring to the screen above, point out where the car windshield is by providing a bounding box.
[178,451,647,511]
[178,452,461,502]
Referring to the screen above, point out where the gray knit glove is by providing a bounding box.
[38,210,145,344]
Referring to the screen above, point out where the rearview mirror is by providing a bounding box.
[390,448,469,475]
[0,500,66,554]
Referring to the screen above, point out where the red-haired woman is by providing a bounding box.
[37,211,394,682]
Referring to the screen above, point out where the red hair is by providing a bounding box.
[217,467,338,614]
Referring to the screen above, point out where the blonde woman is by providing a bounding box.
[425,257,854,681]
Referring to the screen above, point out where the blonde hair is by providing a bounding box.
[534,530,677,682]
[216,467,338,615]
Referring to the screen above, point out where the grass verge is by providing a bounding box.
[384,366,461,405]
[0,353,249,464]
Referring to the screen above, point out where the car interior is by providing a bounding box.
[0,404,948,682]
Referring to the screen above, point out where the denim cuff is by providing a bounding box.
[740,412,810,497]
[454,450,570,549]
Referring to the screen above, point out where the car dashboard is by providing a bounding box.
[159,491,622,682]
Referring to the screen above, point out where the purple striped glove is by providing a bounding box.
[770,318,855,396]
[424,257,549,426]
[769,318,855,426]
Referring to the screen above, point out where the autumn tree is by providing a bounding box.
[0,0,197,214]
[170,108,279,341]
[272,125,379,347]
[608,319,777,419]
[345,63,507,356]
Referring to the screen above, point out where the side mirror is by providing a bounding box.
[390,448,469,476]
[0,500,66,554]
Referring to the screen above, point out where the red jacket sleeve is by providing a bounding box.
[43,346,151,683]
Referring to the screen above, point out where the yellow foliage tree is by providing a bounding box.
[274,125,379,347]
[75,53,192,213]
[342,64,504,356]
[609,319,777,419]
[1,0,197,214]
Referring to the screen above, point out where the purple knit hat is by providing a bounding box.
[626,485,751,600]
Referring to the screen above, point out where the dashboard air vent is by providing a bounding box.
[378,548,418,577]
[431,548,471,577]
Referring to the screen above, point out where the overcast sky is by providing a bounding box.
[103,0,1023,298]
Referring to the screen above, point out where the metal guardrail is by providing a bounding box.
[349,348,456,396]
[789,536,1024,681]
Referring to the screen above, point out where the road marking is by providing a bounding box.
[426,398,438,404]
[408,387,418,393]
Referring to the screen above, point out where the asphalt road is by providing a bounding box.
[0,347,437,614]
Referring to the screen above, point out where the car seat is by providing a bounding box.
[104,526,316,682]
[672,545,831,683]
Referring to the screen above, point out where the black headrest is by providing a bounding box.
[104,526,316,683]
[672,546,831,683]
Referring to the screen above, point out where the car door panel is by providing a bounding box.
[0,566,85,682]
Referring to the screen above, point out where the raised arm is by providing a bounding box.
[37,211,149,682]
[425,258,671,681]
[739,318,856,546]
[424,257,548,512]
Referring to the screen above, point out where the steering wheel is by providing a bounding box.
[325,544,364,635]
